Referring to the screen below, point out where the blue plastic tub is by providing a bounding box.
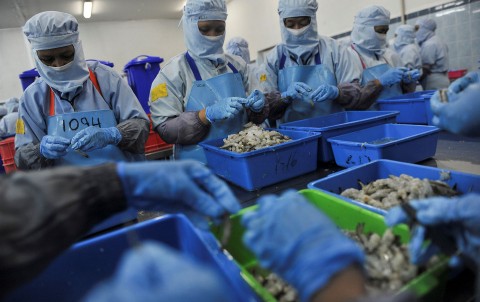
[308,159,480,215]
[87,59,115,68]
[5,215,259,302]
[123,55,164,113]
[279,111,399,162]
[327,124,440,167]
[377,91,436,125]
[18,68,40,91]
[199,129,321,191]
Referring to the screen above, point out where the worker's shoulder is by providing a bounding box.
[22,77,49,99]
[318,35,342,49]
[87,61,120,78]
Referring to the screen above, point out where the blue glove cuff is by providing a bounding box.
[205,107,214,123]
[107,127,122,145]
[280,92,292,104]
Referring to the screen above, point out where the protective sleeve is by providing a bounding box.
[0,164,127,296]
[335,80,382,110]
[155,111,210,145]
[116,118,150,154]
[401,81,417,94]
[15,142,54,170]
[263,91,290,121]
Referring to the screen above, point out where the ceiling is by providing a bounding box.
[0,0,187,30]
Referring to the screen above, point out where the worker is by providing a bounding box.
[258,0,371,125]
[415,18,450,90]
[225,36,251,64]
[149,0,266,163]
[0,160,240,297]
[392,25,422,76]
[348,5,420,109]
[0,97,19,138]
[15,11,149,170]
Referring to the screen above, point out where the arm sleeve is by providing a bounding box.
[155,111,210,145]
[335,80,383,110]
[14,142,53,171]
[264,91,290,121]
[116,118,150,154]
[0,164,127,296]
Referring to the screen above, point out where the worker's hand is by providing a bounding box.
[378,67,406,87]
[448,71,479,94]
[310,84,339,102]
[281,82,313,103]
[385,193,480,267]
[242,190,365,302]
[117,160,241,230]
[402,69,421,84]
[244,89,265,112]
[83,241,231,302]
[430,82,480,137]
[70,126,122,152]
[39,135,70,159]
[205,97,244,123]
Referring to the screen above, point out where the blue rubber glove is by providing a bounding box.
[244,89,265,112]
[39,135,70,159]
[242,190,365,302]
[378,67,406,87]
[70,126,122,152]
[280,82,312,103]
[205,97,244,123]
[448,71,479,94]
[430,82,480,137]
[117,160,241,230]
[402,69,421,84]
[310,84,339,102]
[83,241,231,302]
[385,193,480,267]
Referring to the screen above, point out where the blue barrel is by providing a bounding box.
[87,59,115,68]
[123,55,164,113]
[18,68,40,91]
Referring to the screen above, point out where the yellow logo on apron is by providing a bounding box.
[259,74,267,82]
[15,119,25,134]
[150,83,168,101]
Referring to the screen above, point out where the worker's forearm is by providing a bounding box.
[310,265,366,302]
[116,118,150,154]
[0,164,127,296]
[14,142,54,170]
[156,111,210,145]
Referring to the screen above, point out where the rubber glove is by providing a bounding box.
[117,160,241,230]
[39,135,70,159]
[385,193,480,267]
[378,67,406,87]
[280,82,312,103]
[70,126,122,152]
[83,241,231,302]
[310,84,339,102]
[448,71,479,94]
[402,69,421,84]
[430,82,480,137]
[205,97,244,123]
[242,190,365,302]
[244,89,265,112]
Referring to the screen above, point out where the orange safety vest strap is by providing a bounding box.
[49,69,103,116]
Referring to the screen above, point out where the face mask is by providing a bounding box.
[376,33,387,42]
[286,25,310,37]
[47,60,74,72]
[204,34,224,42]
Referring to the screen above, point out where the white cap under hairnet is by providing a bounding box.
[225,37,250,63]
[354,5,390,26]
[278,0,318,18]
[416,18,437,31]
[23,11,79,50]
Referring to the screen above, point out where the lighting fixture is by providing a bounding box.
[83,0,93,19]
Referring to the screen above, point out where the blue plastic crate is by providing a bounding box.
[18,68,40,91]
[308,159,480,215]
[327,124,440,167]
[279,111,399,162]
[5,215,259,302]
[377,91,436,125]
[199,129,320,191]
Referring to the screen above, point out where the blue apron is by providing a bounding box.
[175,52,247,163]
[277,51,341,124]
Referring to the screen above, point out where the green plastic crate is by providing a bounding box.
[212,189,449,301]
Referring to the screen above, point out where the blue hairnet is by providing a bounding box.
[225,37,250,63]
[278,0,318,18]
[23,11,79,50]
[394,24,415,46]
[182,0,227,63]
[416,18,437,32]
[354,5,390,26]
[351,5,390,55]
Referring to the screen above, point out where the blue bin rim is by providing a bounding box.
[199,128,321,158]
[279,110,400,133]
[326,124,440,148]
[124,55,164,69]
[19,68,40,78]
